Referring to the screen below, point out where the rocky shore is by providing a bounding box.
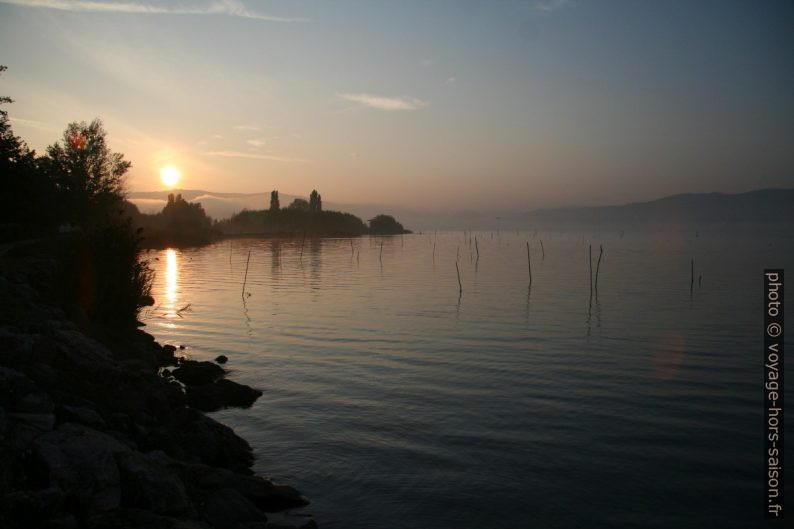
[0,241,317,529]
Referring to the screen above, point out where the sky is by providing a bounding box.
[1,0,792,211]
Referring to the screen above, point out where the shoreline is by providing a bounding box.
[139,230,411,251]
[0,239,317,529]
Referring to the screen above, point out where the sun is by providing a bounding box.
[160,165,181,188]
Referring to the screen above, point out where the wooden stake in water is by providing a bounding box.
[433,242,436,261]
[380,241,383,263]
[589,244,593,297]
[475,237,480,259]
[690,258,694,293]
[595,245,603,293]
[455,261,462,294]
[300,232,306,261]
[241,249,251,299]
[540,239,545,260]
[351,239,354,255]
[526,241,532,287]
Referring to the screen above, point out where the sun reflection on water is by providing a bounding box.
[165,248,178,305]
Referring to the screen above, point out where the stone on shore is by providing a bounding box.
[31,423,132,513]
[145,451,310,513]
[185,379,263,412]
[115,450,194,517]
[145,407,254,473]
[1,248,314,529]
[172,361,226,386]
[203,488,268,529]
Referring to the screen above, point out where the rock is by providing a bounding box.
[0,367,36,405]
[185,380,262,412]
[31,423,131,513]
[146,407,253,473]
[115,451,194,516]
[214,355,228,364]
[8,411,55,431]
[203,488,267,529]
[49,330,120,376]
[139,295,155,307]
[155,345,178,367]
[86,507,212,529]
[7,391,56,430]
[179,345,186,350]
[57,404,107,429]
[42,513,79,529]
[145,452,309,513]
[265,522,317,529]
[172,361,226,386]
[0,330,35,368]
[1,487,65,527]
[16,392,55,414]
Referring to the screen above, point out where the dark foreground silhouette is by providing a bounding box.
[1,67,316,528]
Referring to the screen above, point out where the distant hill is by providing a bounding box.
[128,188,794,230]
[522,189,794,224]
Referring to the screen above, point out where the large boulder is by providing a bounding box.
[0,367,36,405]
[203,488,267,529]
[115,451,194,517]
[146,452,309,513]
[145,407,253,473]
[185,380,263,412]
[31,424,131,513]
[0,487,65,529]
[172,362,225,386]
[86,507,212,529]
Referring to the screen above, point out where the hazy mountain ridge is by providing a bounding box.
[522,189,794,224]
[128,188,794,230]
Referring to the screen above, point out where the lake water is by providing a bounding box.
[142,225,792,529]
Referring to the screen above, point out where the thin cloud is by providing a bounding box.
[338,93,428,111]
[9,116,59,131]
[205,150,306,162]
[246,138,267,147]
[233,124,261,131]
[0,0,304,22]
[531,0,573,11]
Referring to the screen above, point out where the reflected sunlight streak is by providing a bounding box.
[165,248,178,305]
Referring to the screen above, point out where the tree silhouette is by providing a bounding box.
[287,198,310,211]
[368,214,408,234]
[0,65,53,228]
[270,190,280,211]
[309,189,322,212]
[41,119,130,223]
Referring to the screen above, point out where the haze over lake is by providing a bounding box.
[143,224,793,529]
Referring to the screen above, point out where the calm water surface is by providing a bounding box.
[143,225,792,529]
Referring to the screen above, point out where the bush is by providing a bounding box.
[368,214,409,235]
[59,212,153,327]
